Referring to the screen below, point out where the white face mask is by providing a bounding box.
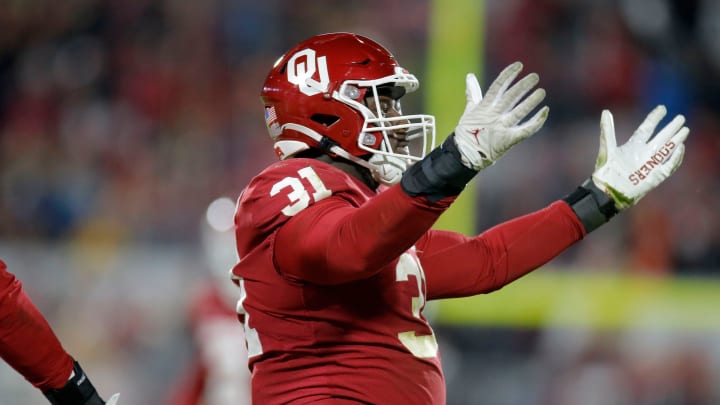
[270,65,436,187]
[334,67,436,181]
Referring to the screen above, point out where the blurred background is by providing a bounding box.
[0,0,718,404]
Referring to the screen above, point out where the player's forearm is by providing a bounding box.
[0,263,74,391]
[481,201,586,289]
[424,201,584,299]
[328,184,450,272]
[277,185,449,284]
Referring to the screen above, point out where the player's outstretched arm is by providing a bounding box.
[563,105,689,233]
[401,62,548,202]
[420,106,687,299]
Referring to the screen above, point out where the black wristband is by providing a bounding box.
[563,178,619,233]
[400,133,478,202]
[43,361,105,405]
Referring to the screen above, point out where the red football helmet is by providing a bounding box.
[261,32,435,185]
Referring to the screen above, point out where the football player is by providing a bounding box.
[0,260,120,404]
[231,32,689,403]
[164,197,250,405]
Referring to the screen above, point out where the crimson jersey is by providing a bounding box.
[232,158,586,404]
[0,260,73,391]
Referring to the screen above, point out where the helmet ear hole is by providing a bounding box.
[311,114,340,127]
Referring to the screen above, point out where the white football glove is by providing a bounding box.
[106,393,121,405]
[591,105,689,210]
[454,61,549,170]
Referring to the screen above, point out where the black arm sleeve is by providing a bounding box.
[43,361,106,405]
[562,178,619,233]
[400,134,478,202]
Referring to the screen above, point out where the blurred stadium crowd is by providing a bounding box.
[0,0,718,404]
[1,0,718,271]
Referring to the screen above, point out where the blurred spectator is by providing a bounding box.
[2,0,715,272]
[163,197,250,405]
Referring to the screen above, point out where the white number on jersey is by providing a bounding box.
[270,166,332,216]
[235,251,438,359]
[395,251,439,358]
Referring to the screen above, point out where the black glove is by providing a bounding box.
[43,360,106,405]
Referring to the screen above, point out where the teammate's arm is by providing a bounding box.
[0,261,116,404]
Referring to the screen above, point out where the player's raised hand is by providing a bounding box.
[453,61,549,170]
[591,105,689,210]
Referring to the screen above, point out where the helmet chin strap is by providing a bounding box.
[281,123,407,186]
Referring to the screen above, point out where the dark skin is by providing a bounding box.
[371,94,410,150]
[310,94,410,190]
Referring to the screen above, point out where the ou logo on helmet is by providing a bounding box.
[287,48,330,96]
